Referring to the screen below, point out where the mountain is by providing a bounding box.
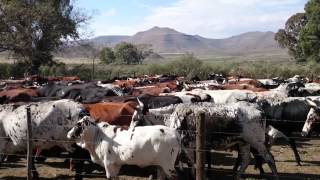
[126,26,211,53]
[61,26,286,58]
[90,35,130,47]
[217,31,281,54]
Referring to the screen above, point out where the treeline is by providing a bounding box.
[1,54,320,81]
[99,42,156,65]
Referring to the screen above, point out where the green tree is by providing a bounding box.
[99,47,115,64]
[299,0,320,62]
[275,13,307,61]
[0,0,87,75]
[167,53,203,79]
[114,42,143,64]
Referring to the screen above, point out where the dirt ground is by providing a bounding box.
[0,138,320,180]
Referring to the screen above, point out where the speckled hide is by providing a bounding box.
[68,117,181,179]
[138,102,265,146]
[0,99,84,154]
[133,101,278,179]
[166,102,265,149]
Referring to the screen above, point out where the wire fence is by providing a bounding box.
[1,112,320,179]
[1,146,320,180]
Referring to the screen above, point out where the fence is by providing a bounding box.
[0,108,320,180]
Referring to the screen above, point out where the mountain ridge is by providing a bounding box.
[57,26,287,59]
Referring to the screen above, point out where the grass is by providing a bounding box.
[0,53,319,81]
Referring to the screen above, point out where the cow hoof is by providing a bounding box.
[297,162,302,166]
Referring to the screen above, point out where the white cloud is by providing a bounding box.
[92,0,307,38]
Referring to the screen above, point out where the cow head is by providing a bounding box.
[67,116,97,148]
[130,98,148,128]
[302,98,320,136]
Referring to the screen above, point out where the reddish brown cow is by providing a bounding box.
[154,80,180,91]
[2,80,26,89]
[112,79,138,88]
[0,88,38,103]
[83,101,137,127]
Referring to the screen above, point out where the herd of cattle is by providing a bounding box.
[0,74,320,180]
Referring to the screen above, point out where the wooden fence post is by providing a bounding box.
[26,106,32,180]
[196,111,206,180]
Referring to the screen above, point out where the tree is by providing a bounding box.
[99,47,115,64]
[79,43,99,79]
[299,0,320,62]
[275,13,307,61]
[114,42,144,64]
[0,0,87,75]
[167,53,203,79]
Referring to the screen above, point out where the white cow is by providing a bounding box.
[0,99,84,178]
[160,91,212,103]
[67,116,181,179]
[132,100,278,179]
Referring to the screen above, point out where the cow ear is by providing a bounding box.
[306,98,318,109]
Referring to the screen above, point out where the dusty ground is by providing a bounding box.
[0,138,319,180]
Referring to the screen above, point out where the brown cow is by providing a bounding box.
[112,79,138,88]
[0,88,38,103]
[83,101,137,127]
[154,80,181,91]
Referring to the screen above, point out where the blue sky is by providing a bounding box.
[76,0,308,38]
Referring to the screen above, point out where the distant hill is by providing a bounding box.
[82,26,285,57]
[90,35,129,47]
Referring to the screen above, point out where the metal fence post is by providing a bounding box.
[26,106,32,180]
[196,111,206,180]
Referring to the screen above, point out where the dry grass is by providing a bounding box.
[1,138,319,180]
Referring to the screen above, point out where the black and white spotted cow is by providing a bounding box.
[131,100,278,180]
[67,116,181,179]
[0,99,87,179]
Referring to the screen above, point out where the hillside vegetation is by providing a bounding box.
[0,54,318,81]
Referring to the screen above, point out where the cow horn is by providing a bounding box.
[136,97,144,109]
[306,98,318,109]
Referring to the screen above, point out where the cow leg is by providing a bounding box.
[104,164,120,179]
[232,145,264,174]
[0,154,4,166]
[252,144,278,180]
[31,156,39,179]
[269,129,301,166]
[175,149,195,180]
[288,139,302,166]
[235,144,250,180]
[206,151,212,169]
[233,145,241,171]
[34,147,46,163]
[70,145,88,180]
[156,167,167,180]
[251,148,265,175]
[263,151,278,180]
